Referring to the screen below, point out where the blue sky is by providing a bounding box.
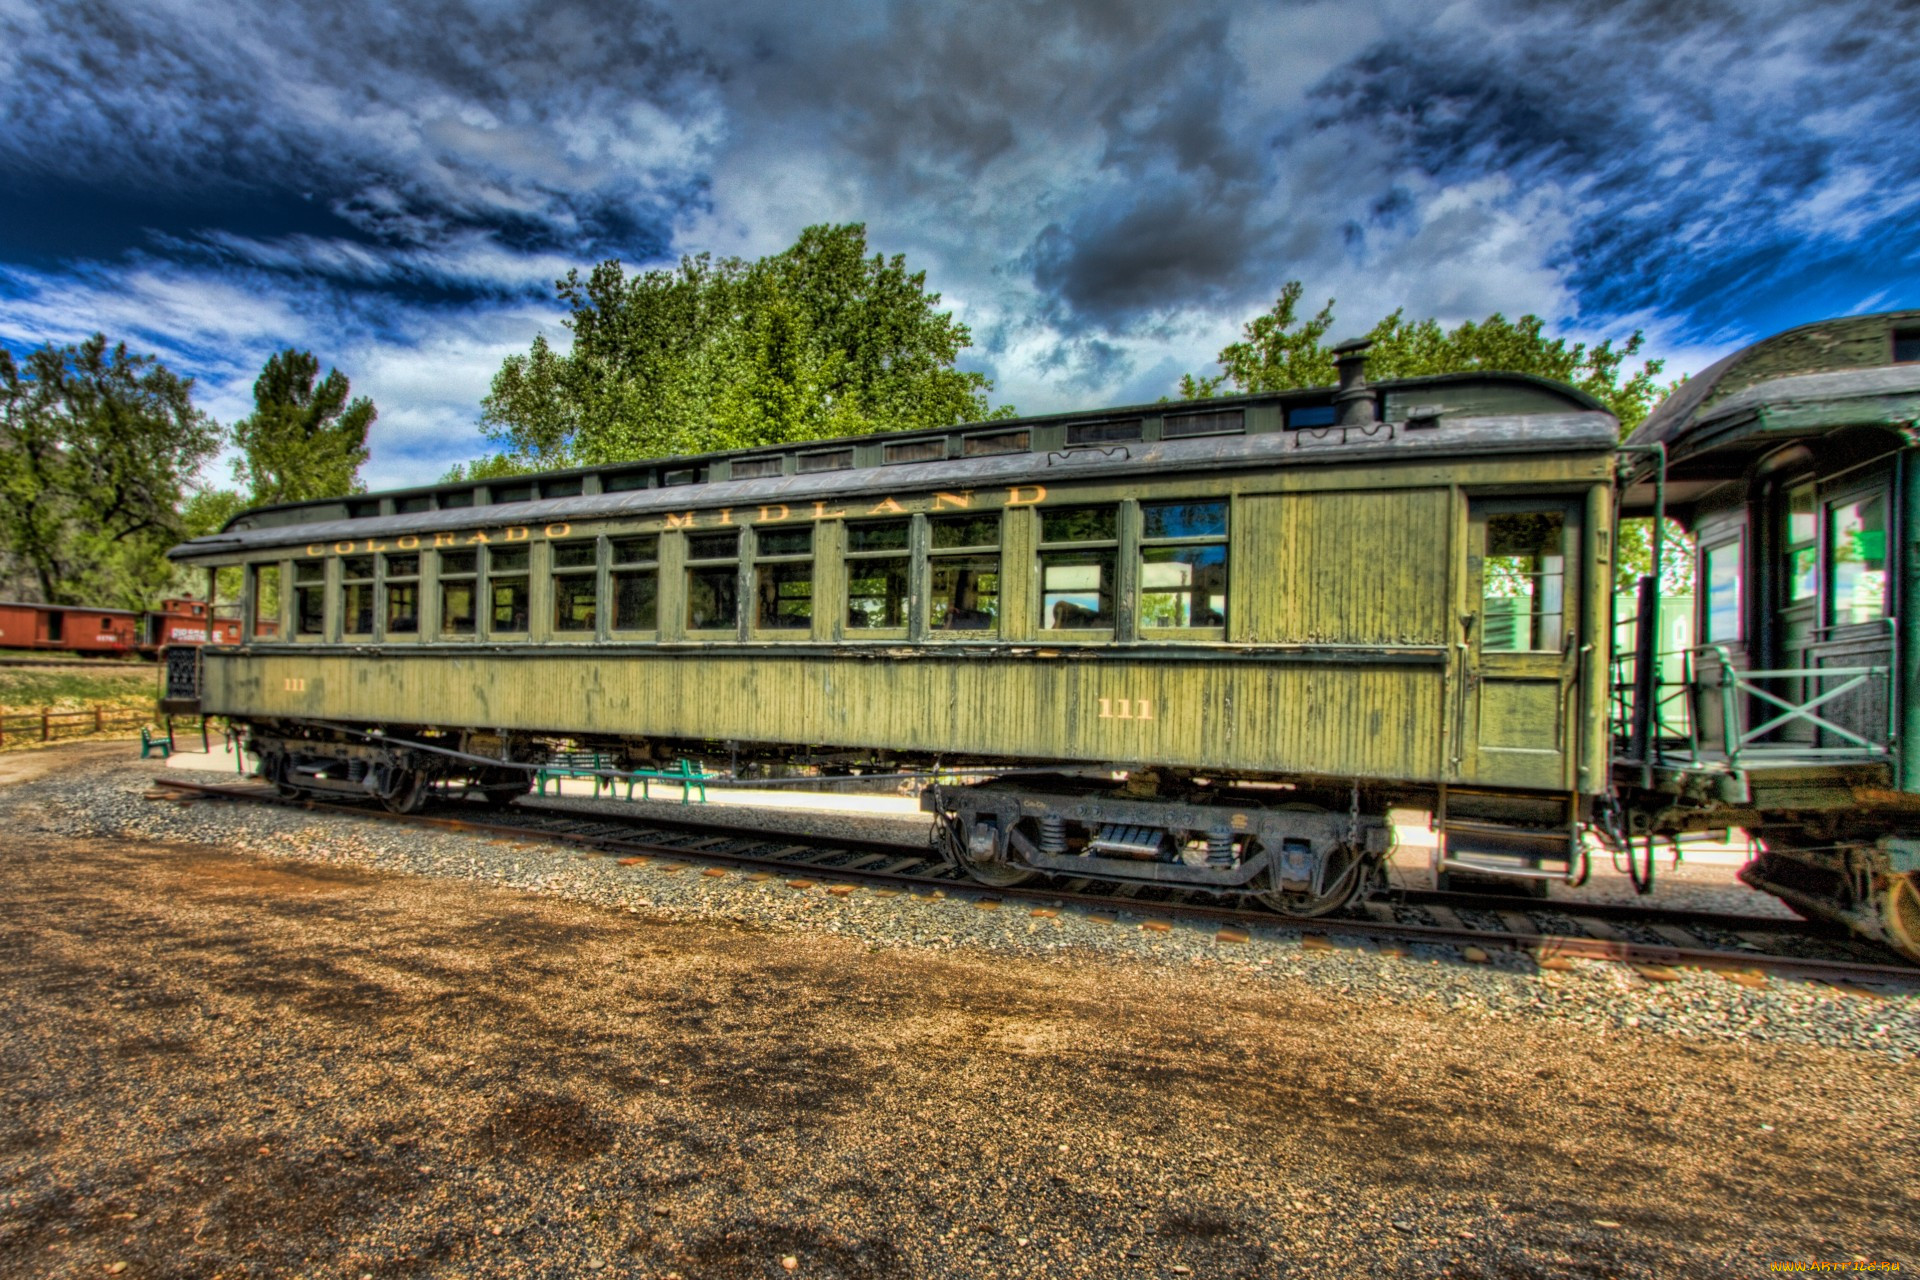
[1,0,1914,488]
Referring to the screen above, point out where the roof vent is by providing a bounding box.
[1331,338,1378,426]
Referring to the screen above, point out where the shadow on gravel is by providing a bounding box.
[669,1218,907,1279]
[481,1091,617,1163]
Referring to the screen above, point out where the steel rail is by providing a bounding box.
[151,777,1920,986]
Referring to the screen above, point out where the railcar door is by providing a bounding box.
[1459,499,1583,789]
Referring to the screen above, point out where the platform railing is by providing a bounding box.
[1692,639,1895,768]
[1611,619,1896,770]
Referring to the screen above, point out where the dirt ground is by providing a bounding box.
[0,754,1914,1278]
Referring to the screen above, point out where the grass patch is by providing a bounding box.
[0,665,158,713]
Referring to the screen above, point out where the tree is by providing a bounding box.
[1182,282,1669,431]
[0,335,220,608]
[1182,284,1686,589]
[233,349,375,506]
[465,223,1013,476]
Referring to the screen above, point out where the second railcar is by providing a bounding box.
[1615,309,1920,960]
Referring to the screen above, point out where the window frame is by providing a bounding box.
[437,548,480,641]
[248,562,284,641]
[339,554,376,639]
[684,528,742,638]
[924,511,1003,639]
[1137,498,1230,642]
[550,537,602,638]
[607,533,662,638]
[1824,484,1891,630]
[1701,535,1744,645]
[751,524,816,636]
[1477,508,1569,654]
[1784,481,1819,607]
[293,559,327,639]
[381,551,422,641]
[484,543,532,640]
[1036,504,1121,639]
[843,516,913,640]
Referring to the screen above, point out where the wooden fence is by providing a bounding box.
[0,706,212,747]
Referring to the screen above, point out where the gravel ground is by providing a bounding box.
[0,742,1915,1279]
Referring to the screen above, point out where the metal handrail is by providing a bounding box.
[1690,631,1895,767]
[1610,618,1897,769]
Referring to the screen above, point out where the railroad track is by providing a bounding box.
[151,776,1920,989]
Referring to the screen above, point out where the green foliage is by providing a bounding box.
[233,349,375,505]
[182,488,247,538]
[1183,281,1670,432]
[473,224,1013,472]
[1614,517,1695,595]
[1180,282,1336,400]
[0,335,220,609]
[441,453,540,483]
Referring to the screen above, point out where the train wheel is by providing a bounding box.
[1883,873,1920,963]
[1255,843,1366,918]
[263,752,305,800]
[939,815,1037,888]
[382,770,429,814]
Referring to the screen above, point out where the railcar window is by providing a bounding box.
[250,564,282,639]
[552,539,599,633]
[846,519,910,630]
[383,554,420,635]
[1163,409,1244,438]
[488,546,530,635]
[731,457,782,480]
[754,526,813,630]
[797,449,853,474]
[1039,506,1118,630]
[1786,484,1817,603]
[1704,539,1742,643]
[1828,494,1888,626]
[341,556,375,636]
[1140,500,1228,630]
[1287,404,1337,429]
[1066,419,1142,446]
[963,430,1029,457]
[439,550,477,636]
[294,562,325,636]
[395,495,432,515]
[686,530,739,631]
[883,439,946,465]
[494,482,534,504]
[610,536,658,631]
[928,513,1000,633]
[1481,512,1565,652]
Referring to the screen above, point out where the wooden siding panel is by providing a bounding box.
[1240,489,1450,646]
[204,650,1443,782]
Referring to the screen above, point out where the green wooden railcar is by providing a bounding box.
[1615,310,1920,960]
[166,344,1621,915]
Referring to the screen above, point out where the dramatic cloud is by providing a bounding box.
[0,0,1914,484]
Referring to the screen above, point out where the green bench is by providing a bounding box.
[533,752,709,803]
[534,751,611,796]
[139,726,174,759]
[604,757,709,804]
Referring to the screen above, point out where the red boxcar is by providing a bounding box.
[145,597,239,648]
[0,602,141,655]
